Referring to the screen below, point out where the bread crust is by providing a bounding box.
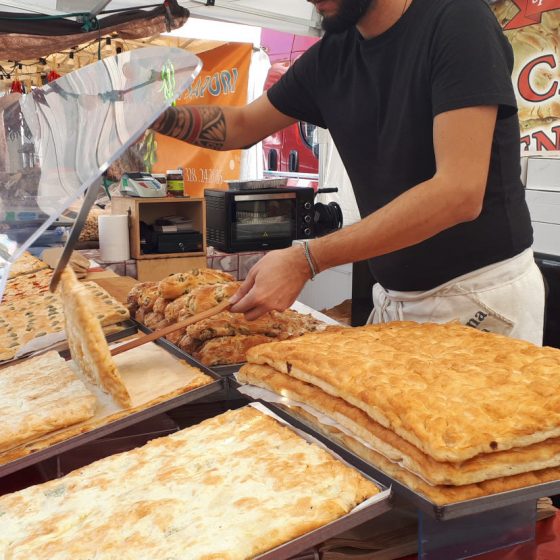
[246,322,560,462]
[0,407,379,559]
[289,406,560,506]
[239,363,560,486]
[60,268,131,408]
[0,351,96,453]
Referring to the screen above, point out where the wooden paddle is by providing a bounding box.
[111,299,232,357]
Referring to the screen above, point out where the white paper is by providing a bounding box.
[98,214,130,262]
[241,379,437,487]
[14,331,69,360]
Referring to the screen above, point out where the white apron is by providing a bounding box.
[368,249,545,345]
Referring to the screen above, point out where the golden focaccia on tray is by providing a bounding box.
[2,267,53,303]
[60,268,131,408]
[246,322,560,463]
[0,407,379,559]
[239,322,560,504]
[0,351,96,453]
[6,251,50,279]
[0,282,129,363]
[239,363,560,487]
[286,403,560,506]
[158,268,235,300]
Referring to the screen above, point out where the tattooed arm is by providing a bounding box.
[150,94,296,151]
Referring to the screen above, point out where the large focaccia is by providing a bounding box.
[0,351,96,453]
[246,322,560,462]
[60,268,131,408]
[288,405,560,506]
[0,407,378,559]
[239,363,560,486]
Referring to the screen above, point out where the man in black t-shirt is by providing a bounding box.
[152,0,545,343]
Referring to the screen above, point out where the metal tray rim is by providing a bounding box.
[252,402,392,560]
[233,383,560,521]
[0,329,225,480]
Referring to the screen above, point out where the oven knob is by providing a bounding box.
[303,228,312,236]
[304,201,312,210]
[304,214,312,223]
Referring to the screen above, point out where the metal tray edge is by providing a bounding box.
[235,386,560,521]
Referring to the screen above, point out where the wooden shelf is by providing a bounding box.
[111,196,207,281]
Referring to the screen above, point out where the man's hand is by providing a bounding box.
[229,245,311,320]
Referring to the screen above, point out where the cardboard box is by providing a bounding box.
[525,189,560,255]
[526,155,560,192]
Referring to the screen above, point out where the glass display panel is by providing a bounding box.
[0,46,201,298]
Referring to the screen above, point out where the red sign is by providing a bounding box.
[505,0,560,29]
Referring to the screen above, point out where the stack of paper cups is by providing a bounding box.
[98,214,130,262]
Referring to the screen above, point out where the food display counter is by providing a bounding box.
[1,42,560,560]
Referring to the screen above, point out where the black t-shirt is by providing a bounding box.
[267,0,533,291]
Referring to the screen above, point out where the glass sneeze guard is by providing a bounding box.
[0,46,202,299]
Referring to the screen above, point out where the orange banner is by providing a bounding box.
[153,42,252,197]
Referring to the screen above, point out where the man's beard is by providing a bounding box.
[321,0,376,33]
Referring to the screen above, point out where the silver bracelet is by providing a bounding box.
[302,240,317,280]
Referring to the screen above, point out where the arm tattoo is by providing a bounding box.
[152,106,227,150]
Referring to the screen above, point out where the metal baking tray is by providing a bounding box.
[251,402,392,560]
[255,490,391,559]
[0,335,225,480]
[229,382,560,522]
[209,362,243,377]
[226,178,288,191]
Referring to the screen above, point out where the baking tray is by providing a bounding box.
[251,403,392,560]
[229,381,560,522]
[255,497,391,559]
[209,362,244,377]
[0,335,225,480]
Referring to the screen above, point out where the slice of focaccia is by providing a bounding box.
[60,268,131,408]
[0,351,96,453]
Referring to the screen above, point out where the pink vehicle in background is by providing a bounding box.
[261,29,320,185]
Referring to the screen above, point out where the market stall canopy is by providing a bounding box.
[0,46,201,299]
[0,1,321,50]
[178,0,321,36]
[0,0,190,60]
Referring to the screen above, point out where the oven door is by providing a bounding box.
[230,192,297,250]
